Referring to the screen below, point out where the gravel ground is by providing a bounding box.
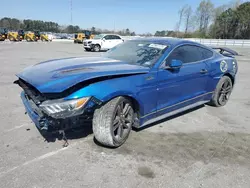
[0,42,249,188]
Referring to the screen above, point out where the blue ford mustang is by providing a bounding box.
[15,38,238,147]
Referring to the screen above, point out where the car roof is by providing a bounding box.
[130,37,205,49]
[101,33,121,36]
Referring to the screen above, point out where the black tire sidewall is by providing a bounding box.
[93,96,134,147]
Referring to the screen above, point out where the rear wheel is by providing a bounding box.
[93,96,134,147]
[208,76,233,107]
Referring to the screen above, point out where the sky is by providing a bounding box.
[0,0,245,33]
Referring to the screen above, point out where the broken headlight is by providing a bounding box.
[40,97,90,119]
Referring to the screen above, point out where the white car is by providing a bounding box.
[83,34,124,52]
[46,32,54,41]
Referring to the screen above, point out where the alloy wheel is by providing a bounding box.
[218,79,232,105]
[112,101,133,142]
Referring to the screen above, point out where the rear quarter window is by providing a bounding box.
[199,47,214,59]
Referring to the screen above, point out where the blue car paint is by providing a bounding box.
[17,38,237,128]
[17,57,150,93]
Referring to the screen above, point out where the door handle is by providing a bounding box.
[200,69,208,74]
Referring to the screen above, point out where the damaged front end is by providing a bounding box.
[15,79,101,135]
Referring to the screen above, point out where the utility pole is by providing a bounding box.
[70,0,73,25]
[70,0,73,33]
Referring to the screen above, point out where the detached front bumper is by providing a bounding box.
[21,91,41,128]
[20,92,92,134]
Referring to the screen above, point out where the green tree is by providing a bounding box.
[236,2,250,39]
[91,26,96,34]
[196,0,214,36]
[209,2,250,39]
[125,28,130,35]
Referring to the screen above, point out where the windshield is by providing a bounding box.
[84,30,90,36]
[103,40,168,67]
[93,34,105,39]
[18,30,24,35]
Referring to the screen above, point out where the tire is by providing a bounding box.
[9,37,14,41]
[208,76,233,107]
[93,96,134,147]
[93,44,101,52]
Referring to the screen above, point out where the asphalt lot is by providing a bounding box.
[0,41,250,188]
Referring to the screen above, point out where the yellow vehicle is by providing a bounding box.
[74,30,94,43]
[40,32,52,42]
[25,30,40,42]
[8,30,25,41]
[7,31,17,41]
[0,28,8,41]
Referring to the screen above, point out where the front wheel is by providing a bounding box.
[208,76,233,107]
[93,96,134,147]
[93,44,101,52]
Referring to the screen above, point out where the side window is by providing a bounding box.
[166,45,203,64]
[199,47,213,59]
[113,35,121,39]
[104,35,112,40]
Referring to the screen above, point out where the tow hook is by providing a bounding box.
[59,130,69,147]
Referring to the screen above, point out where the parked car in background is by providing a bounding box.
[83,34,124,52]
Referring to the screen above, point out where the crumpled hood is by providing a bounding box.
[16,57,149,93]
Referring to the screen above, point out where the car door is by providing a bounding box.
[102,35,113,49]
[112,35,123,47]
[156,44,210,117]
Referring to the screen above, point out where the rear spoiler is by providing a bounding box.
[211,47,239,56]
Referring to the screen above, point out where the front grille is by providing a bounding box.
[15,79,46,104]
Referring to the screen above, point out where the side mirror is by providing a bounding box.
[167,59,183,69]
[102,38,106,41]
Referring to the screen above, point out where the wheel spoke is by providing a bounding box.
[124,118,131,123]
[117,105,122,116]
[123,123,129,129]
[123,117,132,129]
[123,104,131,116]
[223,81,229,89]
[225,86,232,93]
[113,117,120,130]
[113,122,120,131]
[117,124,123,138]
[218,94,224,104]
[223,94,227,101]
